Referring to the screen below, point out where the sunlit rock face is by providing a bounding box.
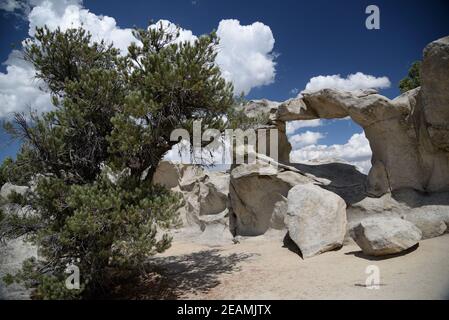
[226,36,449,247]
[229,161,312,236]
[258,36,449,196]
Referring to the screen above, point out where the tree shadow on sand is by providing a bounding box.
[106,249,255,299]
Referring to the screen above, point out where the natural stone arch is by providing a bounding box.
[238,36,449,197]
[277,88,426,195]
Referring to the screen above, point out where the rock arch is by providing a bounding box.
[249,36,449,196]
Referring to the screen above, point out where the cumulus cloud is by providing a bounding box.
[303,72,391,93]
[286,119,322,135]
[289,131,325,149]
[0,50,52,118]
[290,132,372,174]
[216,19,276,95]
[0,1,278,118]
[0,0,139,118]
[27,0,137,54]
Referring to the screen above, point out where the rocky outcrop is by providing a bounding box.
[229,161,312,236]
[120,36,449,253]
[286,183,347,258]
[402,211,447,239]
[170,35,449,248]
[346,188,449,239]
[198,172,230,217]
[420,36,449,153]
[161,36,449,251]
[238,99,291,163]
[292,161,367,205]
[246,36,449,196]
[152,160,186,189]
[153,161,230,226]
[152,161,234,245]
[194,209,234,246]
[351,217,422,256]
[281,87,432,194]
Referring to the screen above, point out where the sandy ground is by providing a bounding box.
[152,231,449,300]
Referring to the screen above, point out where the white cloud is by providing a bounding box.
[286,119,322,135]
[290,132,372,174]
[216,19,276,95]
[27,0,137,54]
[303,72,390,93]
[0,0,140,118]
[148,19,197,44]
[289,131,325,149]
[0,50,52,118]
[0,0,28,12]
[1,2,279,118]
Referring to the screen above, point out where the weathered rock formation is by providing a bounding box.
[350,217,422,256]
[136,35,449,257]
[228,160,312,236]
[243,36,449,197]
[347,189,449,238]
[403,211,447,239]
[229,35,449,254]
[235,99,291,163]
[152,161,233,243]
[286,183,347,258]
[420,36,449,153]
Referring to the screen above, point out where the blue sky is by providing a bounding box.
[1,0,448,172]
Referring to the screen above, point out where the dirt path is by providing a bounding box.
[153,232,449,299]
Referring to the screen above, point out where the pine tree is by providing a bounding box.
[399,61,421,93]
[1,22,234,299]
